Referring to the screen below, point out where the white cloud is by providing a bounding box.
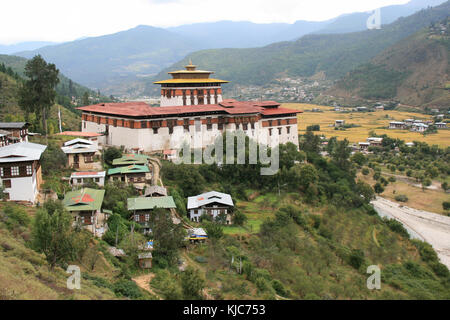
[0,0,410,44]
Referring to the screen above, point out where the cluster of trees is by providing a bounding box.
[365,135,449,192]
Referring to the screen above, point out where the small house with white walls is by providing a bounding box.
[61,138,99,170]
[0,142,46,203]
[70,171,106,187]
[187,191,234,224]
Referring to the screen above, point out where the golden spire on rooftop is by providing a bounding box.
[185,59,197,71]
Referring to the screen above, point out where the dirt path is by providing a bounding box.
[132,273,162,300]
[148,156,194,229]
[372,196,450,269]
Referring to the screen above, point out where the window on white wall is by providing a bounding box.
[26,165,32,175]
[0,167,3,177]
[11,166,19,176]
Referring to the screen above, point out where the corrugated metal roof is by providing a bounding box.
[187,191,234,209]
[112,154,149,166]
[0,122,29,129]
[71,171,106,179]
[127,196,176,211]
[63,188,105,212]
[144,185,167,197]
[0,142,47,163]
[64,138,93,147]
[108,164,150,175]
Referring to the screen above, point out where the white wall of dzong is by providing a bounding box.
[83,115,298,152]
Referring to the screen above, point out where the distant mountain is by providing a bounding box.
[0,41,57,55]
[152,1,449,93]
[15,25,201,95]
[13,0,446,96]
[315,0,447,34]
[167,20,330,48]
[328,16,450,108]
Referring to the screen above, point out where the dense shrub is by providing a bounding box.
[113,279,143,299]
[383,218,409,238]
[394,195,408,202]
[348,249,365,270]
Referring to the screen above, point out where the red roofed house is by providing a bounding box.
[78,64,300,152]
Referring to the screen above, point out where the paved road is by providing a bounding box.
[372,197,450,269]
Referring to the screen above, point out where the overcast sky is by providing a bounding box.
[1,0,412,44]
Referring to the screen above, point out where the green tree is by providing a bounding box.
[82,92,90,106]
[151,208,186,266]
[204,221,224,242]
[421,178,432,191]
[18,55,59,135]
[374,182,384,194]
[443,201,450,211]
[351,152,366,166]
[31,206,78,269]
[181,267,205,300]
[104,147,122,165]
[331,139,352,172]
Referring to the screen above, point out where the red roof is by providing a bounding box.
[72,171,103,176]
[57,131,102,137]
[77,100,301,118]
[261,107,301,116]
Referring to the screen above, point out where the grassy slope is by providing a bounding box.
[0,219,118,300]
[179,191,449,300]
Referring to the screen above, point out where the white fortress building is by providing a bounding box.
[78,64,300,153]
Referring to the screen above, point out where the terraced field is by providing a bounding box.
[283,103,450,148]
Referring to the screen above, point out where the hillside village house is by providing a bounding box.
[389,121,406,129]
[63,188,106,236]
[107,165,151,185]
[70,171,106,187]
[144,185,167,197]
[0,122,29,143]
[128,196,177,234]
[0,142,46,203]
[78,63,300,152]
[358,142,370,151]
[163,149,177,161]
[0,130,12,147]
[187,191,234,224]
[335,120,345,128]
[435,122,447,129]
[367,137,383,147]
[411,123,428,132]
[61,138,100,170]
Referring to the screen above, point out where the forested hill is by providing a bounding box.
[0,54,114,112]
[0,55,113,132]
[328,17,450,109]
[150,1,450,91]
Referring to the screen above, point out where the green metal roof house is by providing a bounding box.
[128,196,176,234]
[63,188,106,236]
[128,196,176,211]
[107,164,151,184]
[112,154,149,167]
